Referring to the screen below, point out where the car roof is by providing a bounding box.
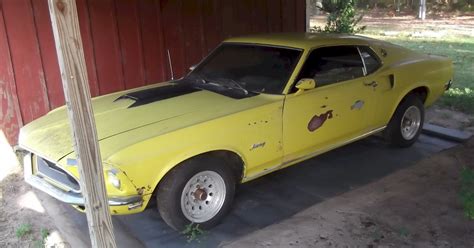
[224,33,381,50]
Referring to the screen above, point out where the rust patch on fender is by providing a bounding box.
[307,110,333,132]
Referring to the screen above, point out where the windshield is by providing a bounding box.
[187,43,302,94]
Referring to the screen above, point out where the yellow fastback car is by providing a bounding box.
[19,33,453,231]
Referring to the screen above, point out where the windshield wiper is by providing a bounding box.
[187,74,250,95]
[214,78,249,95]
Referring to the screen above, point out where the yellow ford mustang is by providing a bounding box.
[19,33,453,231]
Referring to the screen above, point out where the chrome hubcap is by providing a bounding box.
[181,171,226,223]
[400,106,421,140]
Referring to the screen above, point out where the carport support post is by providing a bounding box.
[47,0,117,247]
[306,0,311,32]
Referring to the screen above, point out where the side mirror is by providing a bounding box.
[189,64,197,71]
[295,78,316,94]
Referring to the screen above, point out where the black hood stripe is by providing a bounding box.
[115,83,201,108]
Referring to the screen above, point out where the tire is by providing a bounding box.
[156,155,236,231]
[384,94,424,147]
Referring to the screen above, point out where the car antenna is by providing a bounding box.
[167,49,175,80]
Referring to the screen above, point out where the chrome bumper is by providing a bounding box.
[23,153,142,207]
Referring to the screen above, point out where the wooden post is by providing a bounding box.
[306,0,311,32]
[47,0,117,247]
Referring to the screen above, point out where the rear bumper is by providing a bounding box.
[445,79,453,90]
[23,153,143,208]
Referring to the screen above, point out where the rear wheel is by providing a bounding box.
[156,155,236,231]
[384,94,424,147]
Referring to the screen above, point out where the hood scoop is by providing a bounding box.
[115,83,201,108]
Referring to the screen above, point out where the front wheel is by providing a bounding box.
[156,155,236,231]
[384,94,424,147]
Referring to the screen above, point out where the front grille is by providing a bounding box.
[36,156,80,192]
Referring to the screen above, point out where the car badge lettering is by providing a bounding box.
[250,142,266,151]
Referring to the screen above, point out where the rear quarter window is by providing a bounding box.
[358,46,382,75]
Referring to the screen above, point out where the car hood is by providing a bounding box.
[19,82,259,161]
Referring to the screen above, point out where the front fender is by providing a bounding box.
[103,94,284,210]
[154,146,248,187]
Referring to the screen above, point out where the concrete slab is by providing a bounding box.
[49,134,458,247]
[422,123,472,142]
[37,190,145,248]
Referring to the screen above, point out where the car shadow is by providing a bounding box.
[110,134,457,248]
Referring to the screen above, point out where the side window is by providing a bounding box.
[358,46,381,75]
[297,46,364,88]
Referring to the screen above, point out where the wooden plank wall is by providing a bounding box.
[0,0,305,145]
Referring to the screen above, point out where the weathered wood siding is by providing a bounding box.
[0,0,305,145]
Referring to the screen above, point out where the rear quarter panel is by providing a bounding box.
[370,42,453,126]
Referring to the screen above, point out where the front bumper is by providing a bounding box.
[23,153,143,208]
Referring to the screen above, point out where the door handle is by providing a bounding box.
[364,81,378,87]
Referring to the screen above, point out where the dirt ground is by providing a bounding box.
[426,106,474,134]
[0,152,66,247]
[310,11,474,37]
[227,137,474,248]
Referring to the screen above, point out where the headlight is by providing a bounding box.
[107,170,121,189]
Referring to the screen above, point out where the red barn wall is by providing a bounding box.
[0,0,306,145]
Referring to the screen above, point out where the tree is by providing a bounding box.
[311,0,366,34]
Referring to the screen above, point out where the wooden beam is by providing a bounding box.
[306,0,311,32]
[47,0,117,247]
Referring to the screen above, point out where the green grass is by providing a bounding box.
[33,228,49,248]
[438,88,474,114]
[460,167,474,219]
[15,224,50,246]
[364,33,474,113]
[182,223,205,243]
[15,223,32,238]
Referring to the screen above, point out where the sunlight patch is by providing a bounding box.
[0,130,20,182]
[45,230,69,247]
[17,191,45,213]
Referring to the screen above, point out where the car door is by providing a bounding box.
[357,46,391,128]
[282,46,377,163]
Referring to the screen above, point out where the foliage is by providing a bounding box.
[33,228,49,248]
[15,223,50,247]
[453,0,474,11]
[15,223,32,238]
[438,88,474,114]
[460,167,474,219]
[40,228,49,241]
[182,223,205,243]
[311,0,366,34]
[33,228,50,247]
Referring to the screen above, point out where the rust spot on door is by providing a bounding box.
[307,110,333,132]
